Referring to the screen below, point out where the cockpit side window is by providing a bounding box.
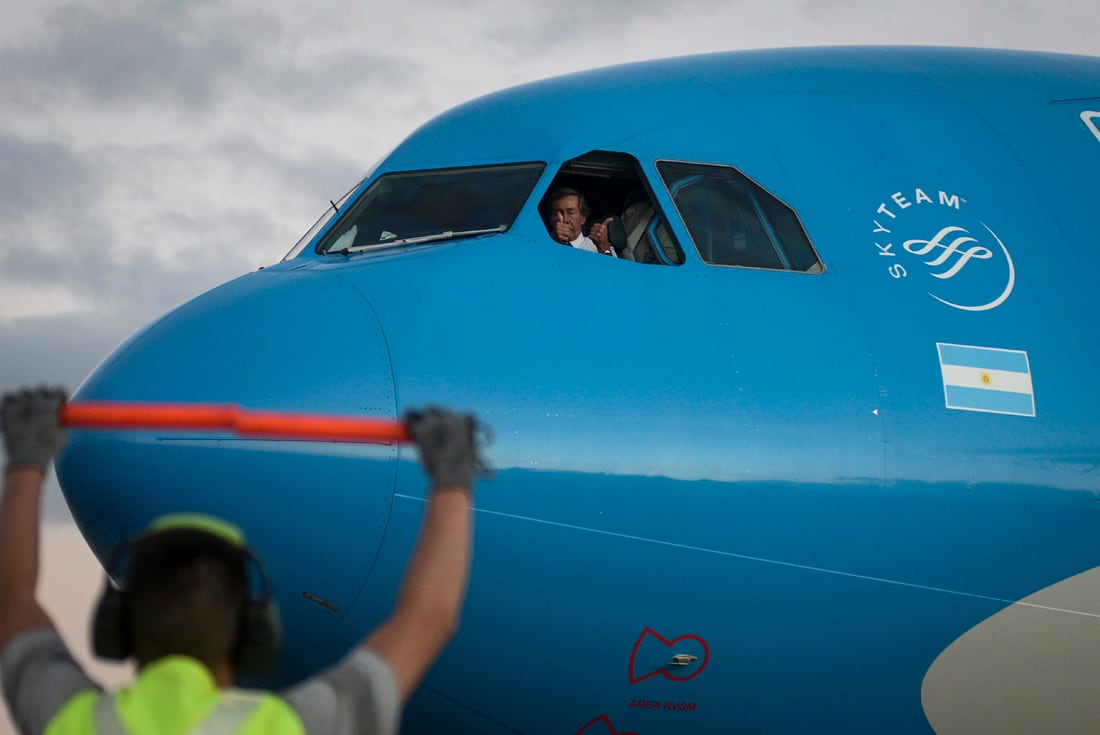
[657,160,823,273]
[540,151,684,265]
[315,163,545,255]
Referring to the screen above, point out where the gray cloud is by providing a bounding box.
[0,136,217,299]
[0,311,132,391]
[0,121,356,317]
[480,1,684,59]
[207,134,365,205]
[255,47,424,107]
[0,1,272,111]
[0,0,428,123]
[0,134,96,217]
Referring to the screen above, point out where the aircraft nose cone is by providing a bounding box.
[56,268,398,684]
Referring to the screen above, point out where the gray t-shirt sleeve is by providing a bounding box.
[281,647,400,735]
[1,628,101,735]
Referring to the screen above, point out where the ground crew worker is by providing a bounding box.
[0,387,488,734]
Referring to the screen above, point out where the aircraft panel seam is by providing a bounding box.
[401,493,1100,621]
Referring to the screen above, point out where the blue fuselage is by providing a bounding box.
[59,47,1100,733]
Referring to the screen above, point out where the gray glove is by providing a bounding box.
[1,387,68,472]
[405,407,490,490]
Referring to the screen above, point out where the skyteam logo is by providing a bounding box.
[871,188,1015,311]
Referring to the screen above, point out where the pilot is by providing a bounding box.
[0,387,488,735]
[544,187,618,257]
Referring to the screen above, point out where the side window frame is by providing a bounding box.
[540,150,685,266]
[656,159,824,273]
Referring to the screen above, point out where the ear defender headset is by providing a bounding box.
[91,513,283,675]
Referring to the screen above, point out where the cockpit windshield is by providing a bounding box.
[316,163,545,255]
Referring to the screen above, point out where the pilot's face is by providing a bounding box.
[549,195,585,243]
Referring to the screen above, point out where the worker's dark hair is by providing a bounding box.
[126,527,249,670]
[93,514,283,675]
[544,187,591,218]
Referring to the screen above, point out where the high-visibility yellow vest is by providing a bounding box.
[45,656,304,735]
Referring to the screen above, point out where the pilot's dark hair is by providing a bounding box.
[126,527,248,670]
[544,187,591,218]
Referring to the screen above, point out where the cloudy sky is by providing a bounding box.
[0,0,1097,728]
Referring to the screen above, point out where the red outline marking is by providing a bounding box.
[575,714,639,735]
[628,627,710,684]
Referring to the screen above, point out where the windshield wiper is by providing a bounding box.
[338,225,506,255]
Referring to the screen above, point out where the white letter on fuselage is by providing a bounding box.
[1082,111,1100,143]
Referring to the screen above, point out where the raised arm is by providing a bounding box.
[363,407,486,701]
[0,388,67,652]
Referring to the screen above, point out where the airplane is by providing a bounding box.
[55,45,1100,733]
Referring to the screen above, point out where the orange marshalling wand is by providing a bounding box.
[60,402,412,444]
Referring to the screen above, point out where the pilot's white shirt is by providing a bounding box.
[569,233,617,257]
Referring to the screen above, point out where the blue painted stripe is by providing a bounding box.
[945,385,1035,415]
[938,344,1029,373]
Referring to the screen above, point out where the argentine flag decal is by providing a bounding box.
[937,343,1035,417]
